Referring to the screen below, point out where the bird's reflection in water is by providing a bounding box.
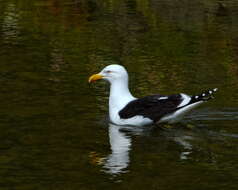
[93,121,238,176]
[102,123,132,175]
[153,124,196,160]
[101,124,196,175]
[173,135,193,160]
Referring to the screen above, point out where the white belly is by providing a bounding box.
[110,111,153,126]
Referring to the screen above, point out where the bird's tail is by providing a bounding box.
[190,88,218,103]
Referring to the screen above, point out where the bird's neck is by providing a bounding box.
[109,80,135,113]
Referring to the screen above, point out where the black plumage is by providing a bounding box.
[119,88,218,122]
[119,94,183,122]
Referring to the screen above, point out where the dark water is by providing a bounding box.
[0,0,238,189]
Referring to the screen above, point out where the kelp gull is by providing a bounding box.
[89,64,218,126]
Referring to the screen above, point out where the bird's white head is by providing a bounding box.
[88,64,128,84]
[89,64,135,120]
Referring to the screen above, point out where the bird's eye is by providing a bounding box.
[105,70,111,73]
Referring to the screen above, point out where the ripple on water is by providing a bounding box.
[185,108,238,121]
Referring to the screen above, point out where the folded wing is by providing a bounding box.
[119,94,187,122]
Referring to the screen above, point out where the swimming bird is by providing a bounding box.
[88,64,217,126]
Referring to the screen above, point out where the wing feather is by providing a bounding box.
[119,94,184,122]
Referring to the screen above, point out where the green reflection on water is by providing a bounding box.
[0,0,238,189]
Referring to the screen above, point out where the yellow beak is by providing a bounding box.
[88,73,103,83]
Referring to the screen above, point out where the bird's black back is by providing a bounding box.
[119,94,183,122]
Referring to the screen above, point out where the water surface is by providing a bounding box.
[0,0,238,189]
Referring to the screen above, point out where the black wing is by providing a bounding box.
[119,94,184,122]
